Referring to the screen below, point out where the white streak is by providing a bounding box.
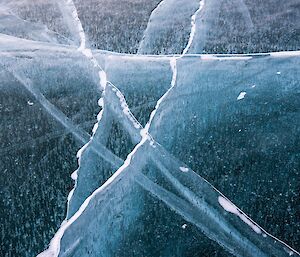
[181,0,205,56]
[142,0,204,136]
[218,196,262,234]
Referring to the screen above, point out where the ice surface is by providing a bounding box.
[0,7,71,44]
[0,0,73,41]
[149,53,300,256]
[1,0,300,256]
[72,0,162,53]
[138,0,200,54]
[139,0,300,54]
[37,50,300,257]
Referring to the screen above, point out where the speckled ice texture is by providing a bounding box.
[0,0,299,257]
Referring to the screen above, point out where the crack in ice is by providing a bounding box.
[29,1,300,256]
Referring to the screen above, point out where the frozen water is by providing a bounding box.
[0,0,299,257]
[0,7,71,44]
[138,0,300,54]
[37,50,300,257]
[138,0,200,54]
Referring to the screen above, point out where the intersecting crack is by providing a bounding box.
[35,1,300,257]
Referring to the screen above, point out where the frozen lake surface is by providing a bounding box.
[0,0,299,256]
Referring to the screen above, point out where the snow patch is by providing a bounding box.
[179,167,189,173]
[237,92,246,100]
[71,171,78,180]
[98,98,104,107]
[99,71,107,89]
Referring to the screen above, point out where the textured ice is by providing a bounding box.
[138,0,200,54]
[38,50,300,257]
[138,0,300,54]
[0,7,70,44]
[1,0,300,257]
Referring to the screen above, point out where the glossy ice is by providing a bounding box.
[0,0,299,256]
